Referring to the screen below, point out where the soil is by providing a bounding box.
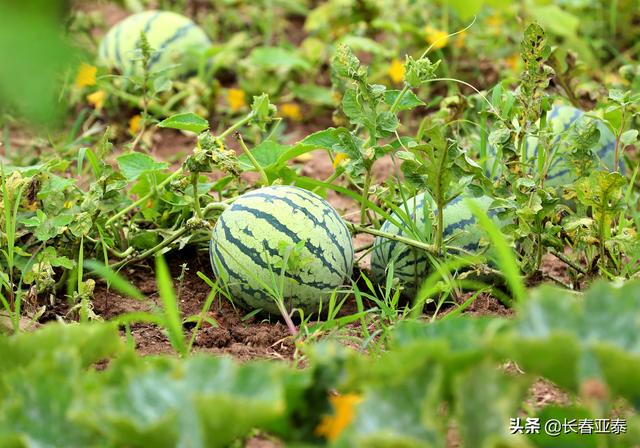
[92,250,295,360]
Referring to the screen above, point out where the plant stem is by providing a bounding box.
[614,107,625,172]
[191,172,203,219]
[100,83,170,117]
[219,113,253,140]
[360,170,372,225]
[237,133,269,185]
[110,226,190,270]
[549,249,587,275]
[203,201,229,215]
[348,223,438,255]
[390,85,411,114]
[106,168,183,226]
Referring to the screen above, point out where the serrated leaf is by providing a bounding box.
[158,113,209,133]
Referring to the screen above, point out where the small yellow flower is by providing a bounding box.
[388,58,405,84]
[63,200,74,209]
[486,13,503,34]
[315,393,362,441]
[26,201,38,211]
[332,153,349,169]
[227,88,246,113]
[75,63,97,88]
[425,26,448,50]
[280,102,303,121]
[129,114,142,135]
[86,90,106,109]
[505,54,520,72]
[454,30,467,49]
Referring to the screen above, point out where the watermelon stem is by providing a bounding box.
[359,171,372,225]
[348,223,438,256]
[106,167,184,226]
[237,133,269,186]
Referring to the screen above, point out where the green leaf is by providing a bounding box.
[78,356,302,448]
[299,128,344,150]
[455,362,528,447]
[0,0,77,124]
[621,129,638,146]
[290,84,335,107]
[237,140,291,170]
[340,345,445,446]
[117,153,169,181]
[85,260,145,301]
[384,90,425,111]
[155,255,186,356]
[510,280,640,397]
[158,113,209,133]
[528,5,579,38]
[248,47,311,71]
[445,0,482,20]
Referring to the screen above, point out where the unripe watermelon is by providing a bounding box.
[486,105,621,185]
[371,191,506,295]
[97,11,210,76]
[209,186,354,315]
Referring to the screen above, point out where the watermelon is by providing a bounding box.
[209,186,354,315]
[485,105,621,185]
[371,191,507,295]
[97,11,210,76]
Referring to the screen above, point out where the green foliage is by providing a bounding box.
[1,280,639,445]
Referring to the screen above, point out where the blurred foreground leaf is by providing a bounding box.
[0,0,76,125]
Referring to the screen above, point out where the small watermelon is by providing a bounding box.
[97,11,210,76]
[209,186,354,315]
[371,191,506,295]
[485,105,621,185]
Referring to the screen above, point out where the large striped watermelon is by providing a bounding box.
[209,186,354,315]
[97,11,210,76]
[485,105,620,185]
[371,191,507,295]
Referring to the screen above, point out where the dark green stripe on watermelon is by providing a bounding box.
[147,23,196,70]
[240,191,351,273]
[228,203,346,279]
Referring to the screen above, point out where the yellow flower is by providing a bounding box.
[227,88,246,113]
[486,13,503,34]
[280,102,303,121]
[86,90,106,109]
[505,54,520,71]
[425,26,448,50]
[454,30,467,49]
[332,153,349,169]
[75,63,97,88]
[388,58,405,84]
[129,114,142,135]
[315,393,362,441]
[63,200,74,209]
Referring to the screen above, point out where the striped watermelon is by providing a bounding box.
[97,11,210,76]
[209,186,354,315]
[485,105,621,185]
[371,191,506,295]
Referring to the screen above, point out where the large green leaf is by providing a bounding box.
[117,152,169,181]
[157,113,209,133]
[454,362,529,448]
[78,356,304,448]
[510,280,640,401]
